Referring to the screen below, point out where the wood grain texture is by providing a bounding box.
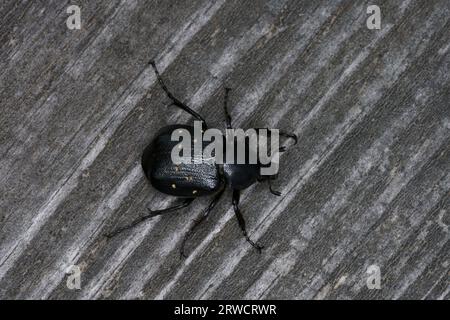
[0,0,448,300]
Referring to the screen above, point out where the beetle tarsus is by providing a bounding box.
[232,189,264,254]
[279,131,298,152]
[246,236,264,253]
[223,87,233,129]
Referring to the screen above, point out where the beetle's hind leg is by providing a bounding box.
[180,188,225,258]
[232,190,264,253]
[105,198,195,239]
[148,60,207,127]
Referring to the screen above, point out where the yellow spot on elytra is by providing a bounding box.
[171,184,176,189]
[192,190,197,194]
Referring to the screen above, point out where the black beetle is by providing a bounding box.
[107,60,297,257]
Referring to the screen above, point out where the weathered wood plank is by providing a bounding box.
[0,0,448,299]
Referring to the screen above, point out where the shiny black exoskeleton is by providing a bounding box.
[107,60,297,257]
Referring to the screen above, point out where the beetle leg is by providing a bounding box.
[180,188,225,258]
[258,176,281,196]
[268,178,282,196]
[149,60,207,127]
[223,87,232,129]
[146,197,195,216]
[279,130,298,152]
[232,190,264,253]
[105,198,195,239]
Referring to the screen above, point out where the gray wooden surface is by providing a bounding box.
[0,0,449,300]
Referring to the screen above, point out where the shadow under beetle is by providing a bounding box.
[106,60,297,257]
